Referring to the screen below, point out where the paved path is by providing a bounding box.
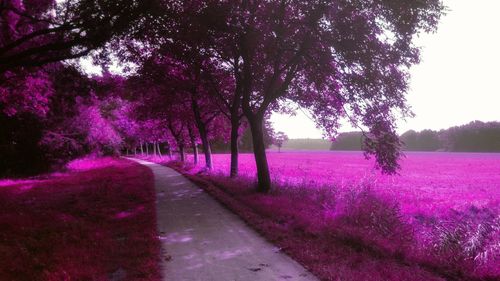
[128,158,318,281]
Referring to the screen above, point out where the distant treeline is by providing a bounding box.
[211,121,500,152]
[330,121,500,152]
[211,122,276,153]
[270,138,332,151]
[329,132,364,151]
[212,126,333,152]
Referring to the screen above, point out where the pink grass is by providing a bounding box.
[0,157,160,281]
[142,152,500,281]
[185,151,500,216]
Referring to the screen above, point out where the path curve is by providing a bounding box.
[128,158,318,281]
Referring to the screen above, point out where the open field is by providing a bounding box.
[148,151,500,280]
[187,151,500,216]
[147,151,500,280]
[0,157,160,280]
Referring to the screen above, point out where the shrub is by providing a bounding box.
[333,183,414,254]
[0,113,49,177]
[423,206,500,276]
[39,131,84,169]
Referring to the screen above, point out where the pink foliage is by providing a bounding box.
[0,70,53,116]
[72,101,122,153]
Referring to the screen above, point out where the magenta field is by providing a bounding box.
[155,151,500,280]
[188,151,500,215]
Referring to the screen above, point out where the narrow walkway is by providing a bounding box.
[128,158,318,281]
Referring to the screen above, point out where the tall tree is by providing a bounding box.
[137,55,226,170]
[132,2,245,176]
[193,0,444,192]
[0,0,156,73]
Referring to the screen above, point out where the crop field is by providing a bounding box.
[191,151,500,215]
[144,151,500,279]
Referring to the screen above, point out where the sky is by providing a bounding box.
[271,0,500,139]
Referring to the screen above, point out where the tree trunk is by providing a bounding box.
[140,142,144,155]
[166,143,172,159]
[248,114,272,192]
[191,137,199,165]
[200,133,212,169]
[146,142,149,155]
[157,142,163,158]
[153,141,157,156]
[179,144,185,162]
[193,143,199,165]
[230,112,240,177]
[229,63,243,177]
[188,126,199,165]
[191,97,213,170]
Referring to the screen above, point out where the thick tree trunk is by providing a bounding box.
[153,141,157,156]
[188,126,199,165]
[248,115,272,192]
[140,142,144,155]
[193,143,199,165]
[200,133,212,169]
[146,142,149,155]
[191,97,213,170]
[230,113,240,177]
[179,144,185,162]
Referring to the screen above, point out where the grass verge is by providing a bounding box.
[0,157,160,281]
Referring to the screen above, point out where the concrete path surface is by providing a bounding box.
[128,158,318,281]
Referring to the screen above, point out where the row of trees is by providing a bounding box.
[402,121,500,152]
[330,121,500,152]
[330,132,365,151]
[0,0,161,176]
[1,0,445,192]
[0,64,134,176]
[0,59,281,177]
[272,138,332,151]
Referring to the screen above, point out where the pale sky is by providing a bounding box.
[272,0,500,139]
